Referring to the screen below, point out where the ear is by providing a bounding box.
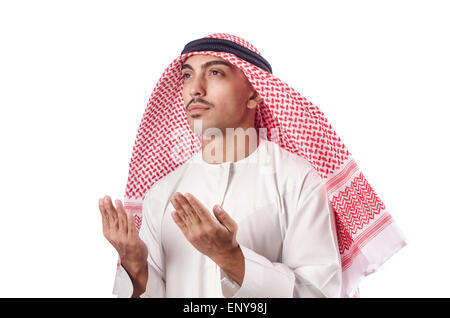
[247,89,262,110]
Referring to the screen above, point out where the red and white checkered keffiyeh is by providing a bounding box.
[120,33,407,297]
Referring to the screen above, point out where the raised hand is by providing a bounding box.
[98,195,148,296]
[169,192,244,285]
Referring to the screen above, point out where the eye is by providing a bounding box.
[210,70,223,76]
[181,73,191,80]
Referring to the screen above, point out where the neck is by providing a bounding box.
[201,128,260,164]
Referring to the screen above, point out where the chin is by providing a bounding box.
[188,119,224,136]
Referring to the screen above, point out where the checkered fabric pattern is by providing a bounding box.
[119,33,407,297]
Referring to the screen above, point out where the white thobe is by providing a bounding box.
[113,137,342,298]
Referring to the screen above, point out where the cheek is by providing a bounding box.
[210,83,243,110]
[208,81,228,99]
[181,87,190,104]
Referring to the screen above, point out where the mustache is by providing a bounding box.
[186,98,214,110]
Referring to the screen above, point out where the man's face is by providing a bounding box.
[181,55,260,135]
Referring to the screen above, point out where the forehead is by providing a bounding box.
[181,54,234,69]
[184,54,223,63]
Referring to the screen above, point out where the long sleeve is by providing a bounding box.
[113,193,166,298]
[220,245,296,297]
[220,168,342,298]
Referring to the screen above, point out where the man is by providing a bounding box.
[98,34,406,298]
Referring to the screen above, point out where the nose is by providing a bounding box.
[189,76,206,98]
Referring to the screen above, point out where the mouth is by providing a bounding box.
[188,105,210,115]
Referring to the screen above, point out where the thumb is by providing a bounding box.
[213,205,237,233]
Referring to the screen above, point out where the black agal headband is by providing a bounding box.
[181,37,273,74]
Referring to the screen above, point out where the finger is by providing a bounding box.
[98,197,110,231]
[174,193,199,224]
[126,212,138,239]
[213,205,237,233]
[178,193,202,224]
[170,193,192,226]
[171,210,189,236]
[184,193,212,224]
[103,195,118,230]
[115,200,128,235]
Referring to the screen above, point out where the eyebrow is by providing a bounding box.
[181,60,233,71]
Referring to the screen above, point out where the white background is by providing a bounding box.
[0,0,448,297]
